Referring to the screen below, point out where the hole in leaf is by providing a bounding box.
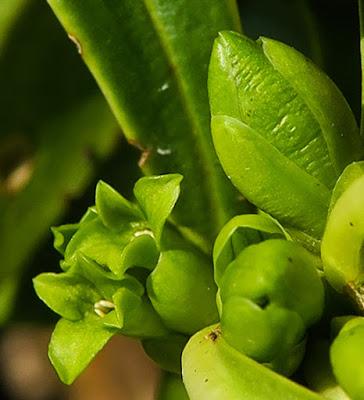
[255,296,270,309]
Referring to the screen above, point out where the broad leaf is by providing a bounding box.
[33,272,99,320]
[211,115,330,239]
[46,0,246,242]
[209,31,361,239]
[49,316,115,384]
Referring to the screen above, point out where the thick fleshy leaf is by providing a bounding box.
[321,174,364,294]
[209,31,361,238]
[46,0,246,242]
[134,174,182,243]
[211,115,330,239]
[213,214,288,285]
[49,316,115,384]
[260,36,361,173]
[113,288,168,338]
[147,249,218,335]
[329,161,364,214]
[209,32,361,187]
[95,180,143,230]
[119,233,159,271]
[182,325,325,400]
[33,272,98,320]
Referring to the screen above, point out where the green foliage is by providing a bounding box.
[209,31,361,240]
[182,325,325,400]
[330,317,364,400]
[45,0,247,243]
[219,239,324,375]
[6,0,364,398]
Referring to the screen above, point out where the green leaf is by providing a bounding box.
[211,115,330,239]
[70,253,145,300]
[113,288,168,338]
[64,217,150,276]
[33,272,98,320]
[329,161,364,215]
[95,180,143,230]
[147,249,218,335]
[260,36,361,174]
[49,316,115,385]
[182,324,326,400]
[134,174,182,243]
[46,0,245,242]
[321,173,364,293]
[209,31,361,238]
[52,224,79,256]
[213,213,288,285]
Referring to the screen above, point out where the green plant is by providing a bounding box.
[26,0,364,399]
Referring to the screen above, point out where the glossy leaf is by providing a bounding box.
[209,31,361,239]
[134,174,182,244]
[329,161,364,214]
[330,317,364,400]
[46,0,245,242]
[182,325,325,400]
[49,316,115,384]
[147,249,218,335]
[321,173,364,294]
[219,240,324,370]
[211,115,330,239]
[213,213,288,285]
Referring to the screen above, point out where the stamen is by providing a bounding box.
[134,229,154,238]
[94,299,115,317]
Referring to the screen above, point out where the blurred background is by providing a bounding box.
[0,0,360,399]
